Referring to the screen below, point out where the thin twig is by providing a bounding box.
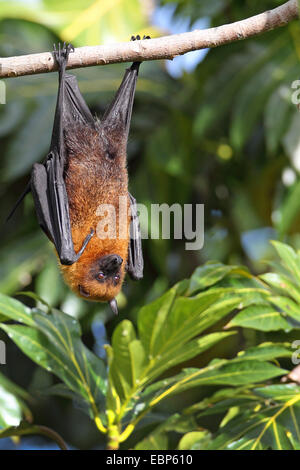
[0,0,298,79]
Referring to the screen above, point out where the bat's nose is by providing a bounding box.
[99,254,123,274]
[111,254,123,266]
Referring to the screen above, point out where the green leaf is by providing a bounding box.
[110,286,243,404]
[134,413,199,450]
[0,385,23,428]
[185,360,286,387]
[234,343,291,362]
[142,360,286,407]
[135,431,168,450]
[109,320,145,401]
[0,301,107,418]
[187,263,250,294]
[178,431,211,450]
[260,272,300,304]
[0,421,67,450]
[270,296,300,323]
[0,372,32,427]
[254,384,300,400]
[227,304,291,331]
[271,241,300,285]
[208,384,300,450]
[0,293,34,326]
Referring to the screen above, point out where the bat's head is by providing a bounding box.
[80,253,124,299]
[61,252,126,307]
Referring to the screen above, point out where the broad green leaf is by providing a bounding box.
[187,263,250,294]
[178,431,211,450]
[227,304,291,332]
[135,431,168,450]
[137,287,178,357]
[0,303,107,418]
[260,272,300,304]
[270,296,300,323]
[234,343,291,362]
[139,287,245,361]
[148,332,236,383]
[271,241,300,285]
[0,324,85,396]
[208,384,300,450]
[253,384,300,401]
[111,286,244,404]
[198,396,259,418]
[141,360,286,407]
[182,361,286,388]
[109,320,141,400]
[32,308,107,408]
[0,373,32,427]
[0,385,23,428]
[0,293,34,326]
[0,421,67,450]
[134,413,198,450]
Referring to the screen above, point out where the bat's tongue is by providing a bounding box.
[109,298,118,315]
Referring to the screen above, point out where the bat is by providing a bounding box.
[9,38,147,314]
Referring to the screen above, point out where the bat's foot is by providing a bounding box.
[53,42,74,69]
[130,35,151,41]
[130,35,150,69]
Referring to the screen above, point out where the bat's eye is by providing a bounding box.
[97,271,106,281]
[113,274,121,285]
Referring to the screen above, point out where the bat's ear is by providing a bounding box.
[109,298,118,315]
[101,63,140,137]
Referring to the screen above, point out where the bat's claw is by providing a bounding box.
[130,34,150,68]
[130,34,151,41]
[53,42,74,68]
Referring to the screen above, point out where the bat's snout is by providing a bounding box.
[99,254,123,274]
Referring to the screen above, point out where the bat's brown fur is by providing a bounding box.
[60,122,131,301]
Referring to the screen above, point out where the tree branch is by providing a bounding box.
[0,0,298,79]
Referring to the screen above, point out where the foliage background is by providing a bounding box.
[0,0,300,449]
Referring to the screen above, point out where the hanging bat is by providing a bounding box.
[9,39,147,314]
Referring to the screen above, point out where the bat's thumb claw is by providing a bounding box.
[67,43,75,53]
